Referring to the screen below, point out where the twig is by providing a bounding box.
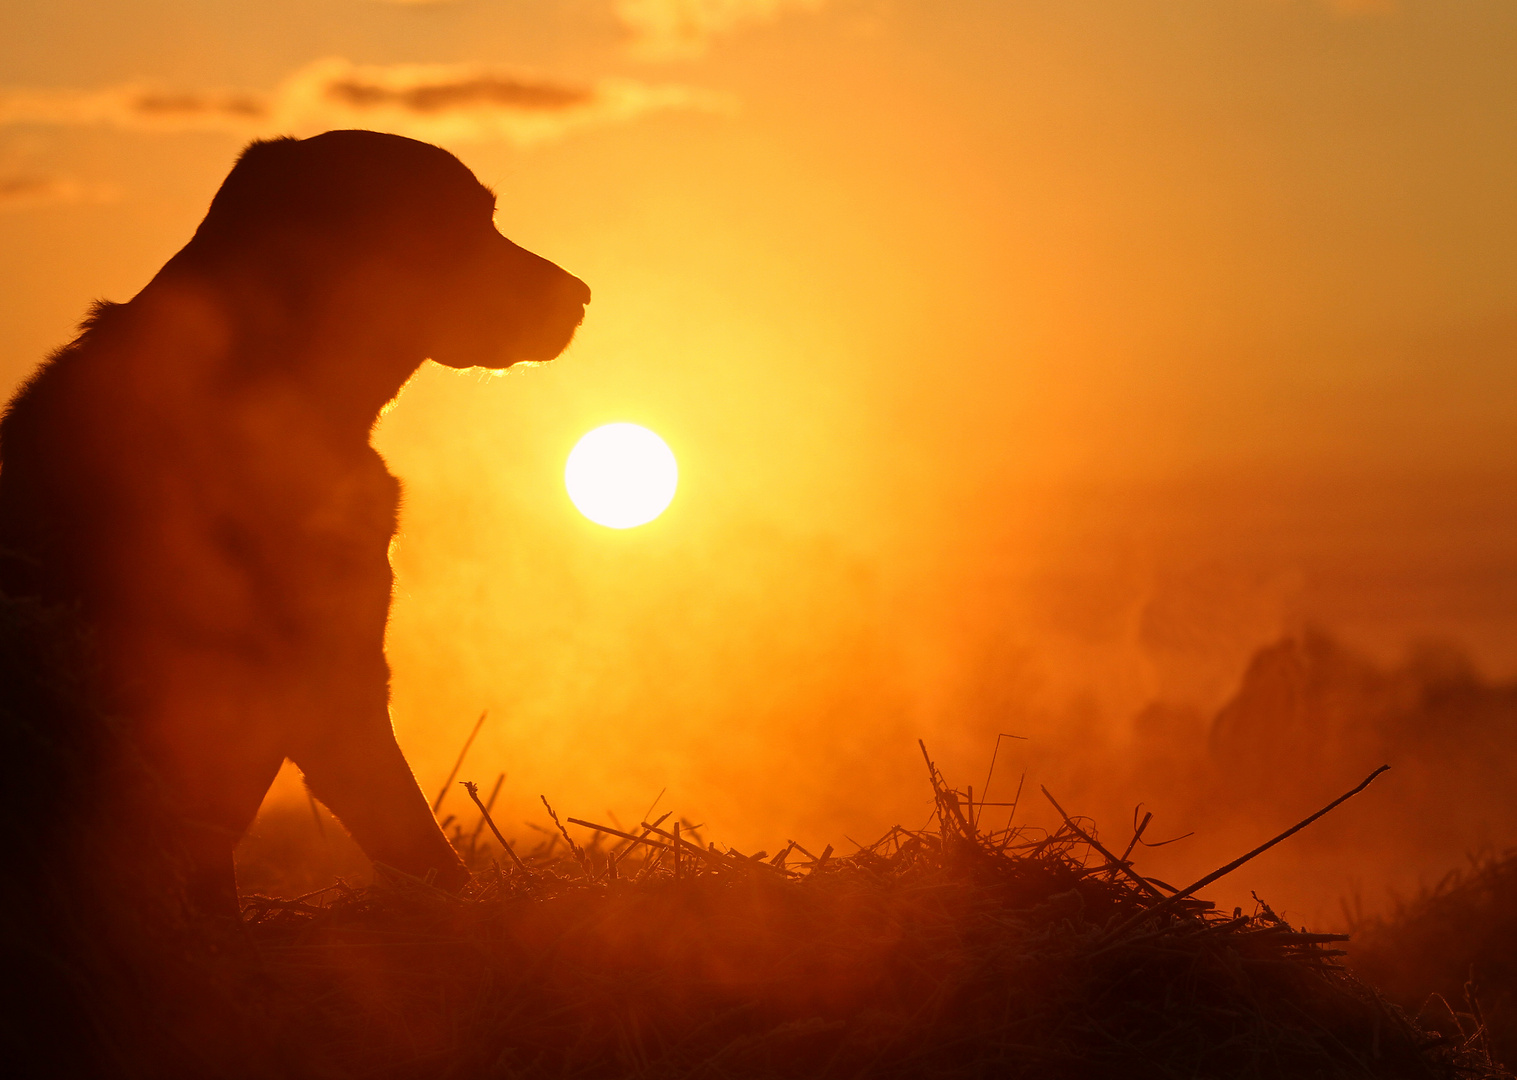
[641,787,666,826]
[638,820,794,876]
[433,710,488,815]
[1120,810,1152,865]
[1121,805,1193,852]
[1042,787,1165,901]
[977,732,1026,828]
[541,795,591,877]
[1105,765,1389,940]
[632,847,663,882]
[919,739,975,841]
[568,817,677,854]
[463,779,533,878]
[467,772,506,861]
[1000,771,1027,841]
[604,811,671,878]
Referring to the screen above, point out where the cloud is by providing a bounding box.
[615,0,827,58]
[0,173,116,211]
[0,58,728,145]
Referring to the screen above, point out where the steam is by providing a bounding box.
[1050,630,1517,927]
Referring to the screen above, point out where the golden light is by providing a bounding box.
[564,423,679,529]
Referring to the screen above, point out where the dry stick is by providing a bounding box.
[918,740,952,833]
[632,848,664,883]
[568,818,678,854]
[632,789,666,879]
[1105,765,1390,941]
[540,795,592,877]
[976,732,1027,828]
[918,739,975,841]
[673,821,681,881]
[1042,787,1166,901]
[1120,811,1153,866]
[433,710,489,815]
[918,739,947,838]
[1004,771,1026,834]
[641,787,667,826]
[463,780,534,878]
[603,811,671,879]
[467,772,506,861]
[601,811,671,883]
[639,819,794,877]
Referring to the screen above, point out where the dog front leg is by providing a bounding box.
[292,710,469,890]
[132,678,288,917]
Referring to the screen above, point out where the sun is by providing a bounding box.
[564,423,679,529]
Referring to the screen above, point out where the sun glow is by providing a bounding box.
[564,423,678,529]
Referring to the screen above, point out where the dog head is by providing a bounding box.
[181,130,589,373]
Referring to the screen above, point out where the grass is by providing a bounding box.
[1350,848,1517,1071]
[3,579,1507,1078]
[187,748,1506,1080]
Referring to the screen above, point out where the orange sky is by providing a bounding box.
[3,0,1516,920]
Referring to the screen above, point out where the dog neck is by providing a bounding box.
[278,322,427,439]
[137,264,428,443]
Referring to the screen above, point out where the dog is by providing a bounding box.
[0,130,589,913]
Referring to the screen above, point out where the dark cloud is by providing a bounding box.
[129,91,269,120]
[323,74,595,115]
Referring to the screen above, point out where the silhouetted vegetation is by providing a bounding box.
[1351,849,1517,1072]
[9,734,1504,1078]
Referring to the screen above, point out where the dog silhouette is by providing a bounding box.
[0,130,588,912]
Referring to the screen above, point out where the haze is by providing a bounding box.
[2,0,1515,925]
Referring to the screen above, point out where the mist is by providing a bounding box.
[1,0,1514,932]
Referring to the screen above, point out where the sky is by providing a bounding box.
[2,0,1516,920]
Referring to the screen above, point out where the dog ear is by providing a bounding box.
[191,137,304,248]
[233,136,300,166]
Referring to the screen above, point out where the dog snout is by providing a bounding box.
[562,273,591,310]
[469,236,590,364]
[524,269,590,359]
[520,252,589,316]
[547,271,590,336]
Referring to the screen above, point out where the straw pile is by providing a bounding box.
[181,748,1501,1080]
